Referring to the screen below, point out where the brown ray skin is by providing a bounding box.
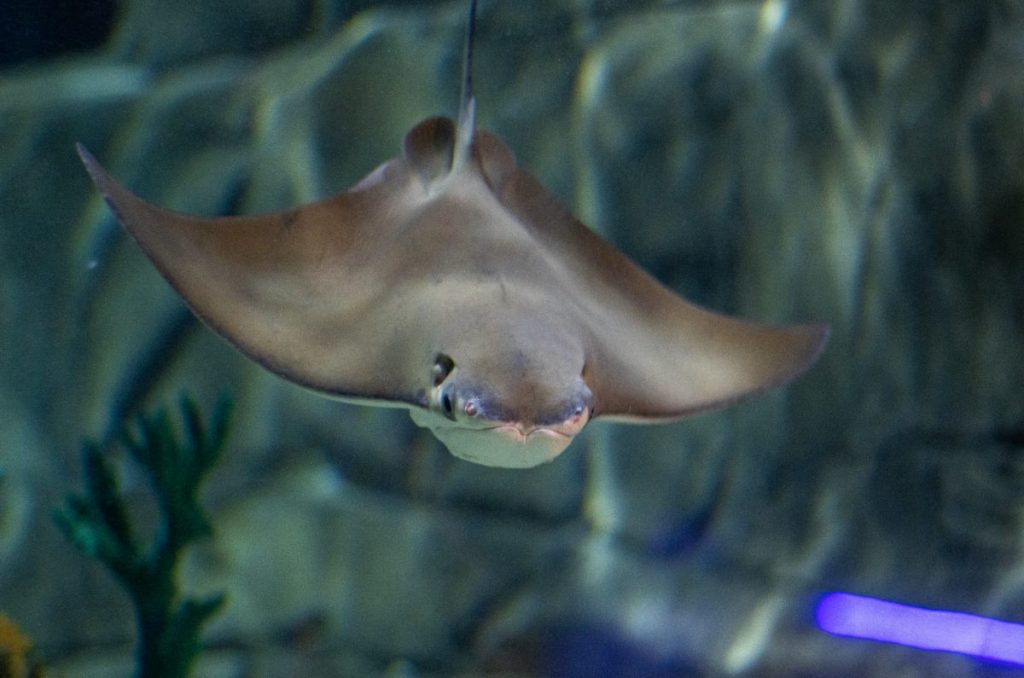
[77,117,828,431]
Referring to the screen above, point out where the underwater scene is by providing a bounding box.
[1,0,1023,675]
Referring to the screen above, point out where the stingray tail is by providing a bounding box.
[452,0,478,173]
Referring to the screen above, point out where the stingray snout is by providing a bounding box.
[494,401,591,444]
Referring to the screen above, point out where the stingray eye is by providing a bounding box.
[432,353,455,386]
[439,387,456,420]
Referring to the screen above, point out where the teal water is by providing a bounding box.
[0,1,1022,675]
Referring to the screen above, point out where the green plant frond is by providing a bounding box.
[169,593,226,647]
[55,392,234,678]
[82,441,137,551]
[179,396,206,460]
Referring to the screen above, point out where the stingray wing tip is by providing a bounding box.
[800,321,831,370]
[75,143,119,202]
[76,143,101,177]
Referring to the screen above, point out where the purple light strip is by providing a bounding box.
[816,592,1024,665]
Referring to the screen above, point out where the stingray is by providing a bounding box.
[77,0,828,468]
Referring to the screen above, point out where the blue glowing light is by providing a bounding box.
[816,592,1024,666]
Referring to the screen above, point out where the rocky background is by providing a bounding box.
[2,0,1023,675]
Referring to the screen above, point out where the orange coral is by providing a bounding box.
[0,613,42,678]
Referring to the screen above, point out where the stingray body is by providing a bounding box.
[78,1,828,468]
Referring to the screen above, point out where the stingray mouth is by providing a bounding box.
[488,408,590,444]
[410,405,591,468]
[491,424,571,444]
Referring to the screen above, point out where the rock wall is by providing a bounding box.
[1,0,1022,674]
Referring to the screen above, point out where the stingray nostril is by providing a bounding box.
[565,397,590,425]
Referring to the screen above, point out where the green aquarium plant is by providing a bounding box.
[54,395,232,678]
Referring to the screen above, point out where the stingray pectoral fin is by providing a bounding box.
[591,309,829,421]
[77,143,425,406]
[490,164,829,421]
